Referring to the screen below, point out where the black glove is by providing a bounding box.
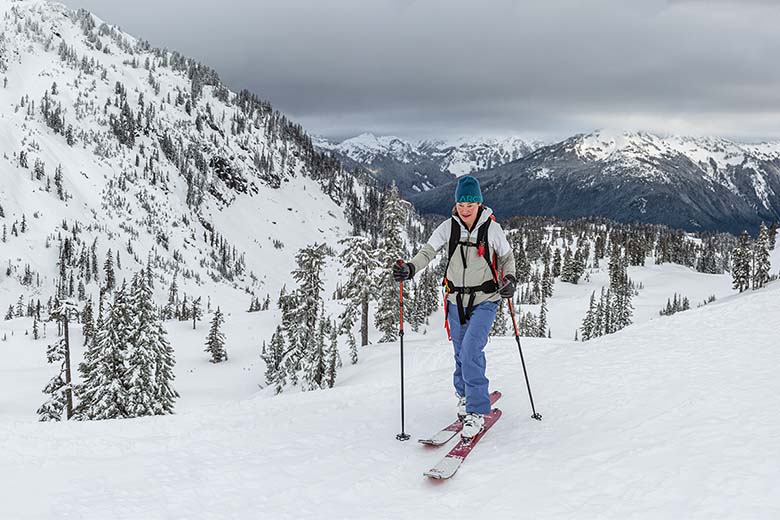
[392,260,416,282]
[498,274,517,298]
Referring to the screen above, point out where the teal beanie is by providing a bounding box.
[455,175,483,203]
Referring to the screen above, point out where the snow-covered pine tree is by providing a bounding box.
[81,282,132,420]
[82,298,94,345]
[753,222,771,290]
[348,331,358,365]
[283,243,328,386]
[37,297,78,421]
[302,306,327,390]
[490,299,508,336]
[191,296,203,329]
[262,325,287,394]
[560,248,573,282]
[407,280,422,333]
[103,249,115,292]
[324,319,340,389]
[580,291,596,341]
[164,271,178,319]
[37,337,70,421]
[338,235,380,347]
[538,296,548,338]
[572,248,585,283]
[541,259,554,298]
[731,231,751,293]
[552,248,562,278]
[593,287,606,338]
[375,184,409,343]
[126,271,158,416]
[205,306,227,363]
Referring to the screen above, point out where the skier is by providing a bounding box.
[393,175,516,439]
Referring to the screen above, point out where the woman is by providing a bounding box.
[393,175,516,439]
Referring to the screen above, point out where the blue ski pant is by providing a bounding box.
[447,299,498,415]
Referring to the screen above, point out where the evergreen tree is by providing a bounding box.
[375,185,409,342]
[490,299,508,336]
[37,335,71,421]
[560,248,574,282]
[580,291,597,341]
[262,326,287,394]
[82,298,95,346]
[81,283,131,420]
[191,297,203,329]
[324,320,340,389]
[205,307,228,363]
[541,261,553,299]
[348,333,358,365]
[103,249,115,292]
[164,272,178,319]
[125,271,158,416]
[38,297,78,420]
[338,235,380,347]
[552,248,562,278]
[302,307,327,390]
[283,243,328,386]
[572,249,586,283]
[538,296,548,338]
[731,231,751,293]
[753,222,771,290]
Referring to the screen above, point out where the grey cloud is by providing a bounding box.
[61,0,780,142]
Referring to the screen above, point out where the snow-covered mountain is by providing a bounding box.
[419,135,540,176]
[411,129,780,234]
[315,133,540,197]
[0,0,375,320]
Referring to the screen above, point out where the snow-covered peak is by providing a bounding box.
[332,133,419,164]
[573,129,780,171]
[320,133,540,175]
[429,136,539,176]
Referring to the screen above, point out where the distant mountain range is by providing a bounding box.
[314,134,541,197]
[394,130,780,234]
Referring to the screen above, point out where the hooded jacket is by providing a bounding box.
[409,205,516,307]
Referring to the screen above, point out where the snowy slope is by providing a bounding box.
[0,0,356,323]
[2,251,779,518]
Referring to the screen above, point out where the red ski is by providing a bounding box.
[417,391,502,446]
[424,408,502,479]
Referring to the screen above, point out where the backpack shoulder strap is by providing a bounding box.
[447,217,460,263]
[477,216,499,281]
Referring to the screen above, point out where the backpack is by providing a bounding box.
[442,210,501,339]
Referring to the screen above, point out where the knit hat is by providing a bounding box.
[455,175,483,203]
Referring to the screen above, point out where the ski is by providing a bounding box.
[417,390,502,446]
[424,408,502,480]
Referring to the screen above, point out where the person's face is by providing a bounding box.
[456,202,479,222]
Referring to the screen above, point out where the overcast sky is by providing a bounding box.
[61,0,780,143]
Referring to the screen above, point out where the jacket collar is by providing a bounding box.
[451,205,493,232]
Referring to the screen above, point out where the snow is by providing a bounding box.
[3,247,780,518]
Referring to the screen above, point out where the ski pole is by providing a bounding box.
[396,262,411,441]
[507,298,543,421]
